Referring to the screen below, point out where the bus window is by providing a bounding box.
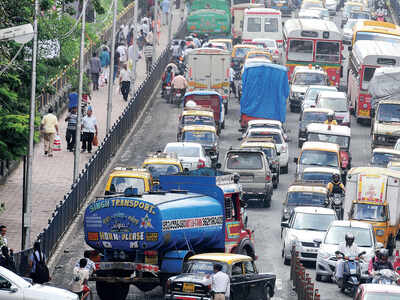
[288,40,314,61]
[316,41,340,63]
[247,17,262,32]
[361,67,376,90]
[264,17,278,32]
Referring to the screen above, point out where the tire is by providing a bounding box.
[96,282,130,300]
[221,120,225,129]
[316,274,322,282]
[263,193,271,208]
[283,255,291,265]
[264,286,271,300]
[281,164,288,174]
[273,180,278,189]
[290,104,295,113]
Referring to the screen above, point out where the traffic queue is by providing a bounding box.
[77,0,400,298]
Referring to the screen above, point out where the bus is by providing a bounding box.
[350,20,400,47]
[283,18,343,85]
[242,8,283,47]
[231,3,264,40]
[347,40,400,122]
[187,0,231,37]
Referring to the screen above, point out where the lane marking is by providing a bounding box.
[276,278,283,291]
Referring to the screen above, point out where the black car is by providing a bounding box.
[165,253,276,300]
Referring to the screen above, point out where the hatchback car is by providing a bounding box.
[289,66,329,112]
[315,91,350,126]
[0,266,78,300]
[243,127,289,173]
[164,142,212,170]
[315,220,376,281]
[223,148,273,207]
[281,207,337,265]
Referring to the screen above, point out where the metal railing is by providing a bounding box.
[290,246,321,300]
[13,21,187,276]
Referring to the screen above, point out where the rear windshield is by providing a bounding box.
[324,226,372,247]
[109,177,145,194]
[364,293,400,300]
[293,72,327,86]
[182,115,214,126]
[248,131,282,143]
[287,191,326,206]
[372,152,400,167]
[303,112,328,122]
[226,152,264,170]
[182,131,216,146]
[308,133,350,148]
[302,172,334,184]
[319,97,348,112]
[144,164,180,178]
[165,146,200,158]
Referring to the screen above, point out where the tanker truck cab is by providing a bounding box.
[344,167,400,255]
[104,167,153,195]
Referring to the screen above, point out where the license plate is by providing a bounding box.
[306,248,318,253]
[183,283,195,293]
[240,176,253,182]
[359,109,369,117]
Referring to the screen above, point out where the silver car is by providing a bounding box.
[281,207,337,265]
[315,220,376,282]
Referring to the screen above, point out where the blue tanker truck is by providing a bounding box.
[84,171,255,300]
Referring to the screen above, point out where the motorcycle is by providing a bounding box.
[373,269,400,285]
[336,251,366,296]
[162,83,172,100]
[170,89,184,106]
[330,193,344,220]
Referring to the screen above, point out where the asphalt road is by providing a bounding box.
[50,11,383,300]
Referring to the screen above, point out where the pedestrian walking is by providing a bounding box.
[116,25,126,46]
[81,107,98,154]
[127,24,134,46]
[144,41,154,73]
[65,106,78,152]
[29,241,50,284]
[0,246,16,272]
[141,19,150,35]
[161,0,170,25]
[71,258,90,300]
[119,64,131,101]
[146,30,154,45]
[0,225,8,249]
[117,43,128,64]
[89,52,101,91]
[99,46,110,84]
[210,264,230,300]
[40,107,59,157]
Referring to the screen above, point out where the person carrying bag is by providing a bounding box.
[29,242,50,284]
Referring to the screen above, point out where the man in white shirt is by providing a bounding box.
[117,44,128,64]
[335,232,360,288]
[119,64,131,101]
[211,264,230,300]
[71,258,90,300]
[81,107,98,154]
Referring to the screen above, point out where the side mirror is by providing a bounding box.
[293,157,298,163]
[376,242,384,249]
[10,287,18,293]
[313,238,322,246]
[281,221,289,228]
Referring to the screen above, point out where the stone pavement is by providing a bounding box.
[0,8,184,251]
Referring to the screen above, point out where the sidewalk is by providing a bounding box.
[0,8,184,251]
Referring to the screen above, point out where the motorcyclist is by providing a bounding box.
[165,61,179,74]
[370,249,394,283]
[327,174,345,195]
[230,66,236,96]
[324,112,338,125]
[335,232,360,288]
[171,40,182,61]
[161,66,175,97]
[171,71,188,102]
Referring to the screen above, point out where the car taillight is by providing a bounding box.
[274,50,279,55]
[266,175,271,181]
[281,145,287,153]
[198,159,206,168]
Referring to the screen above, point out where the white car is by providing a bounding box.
[315,91,351,126]
[302,85,338,111]
[252,38,282,63]
[244,127,289,173]
[0,266,78,300]
[315,220,376,282]
[163,142,211,170]
[281,207,337,265]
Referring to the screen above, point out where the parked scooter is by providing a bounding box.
[335,251,366,296]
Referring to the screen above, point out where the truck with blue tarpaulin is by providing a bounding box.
[240,62,289,130]
[83,170,254,300]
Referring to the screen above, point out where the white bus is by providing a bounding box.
[347,40,400,122]
[231,3,264,40]
[242,8,283,47]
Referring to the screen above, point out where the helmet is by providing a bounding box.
[345,232,355,245]
[378,248,389,261]
[332,173,340,183]
[186,100,197,108]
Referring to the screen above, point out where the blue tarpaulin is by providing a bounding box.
[240,62,289,123]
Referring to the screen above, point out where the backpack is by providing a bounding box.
[32,251,50,284]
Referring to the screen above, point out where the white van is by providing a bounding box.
[242,8,283,47]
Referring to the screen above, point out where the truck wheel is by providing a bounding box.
[96,282,129,300]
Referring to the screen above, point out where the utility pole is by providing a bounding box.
[131,0,139,87]
[106,0,118,133]
[74,0,87,181]
[22,0,38,250]
[168,6,172,42]
[152,2,157,64]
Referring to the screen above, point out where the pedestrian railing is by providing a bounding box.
[13,21,187,276]
[290,246,321,300]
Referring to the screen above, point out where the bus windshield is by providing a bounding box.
[288,40,314,61]
[361,67,376,90]
[355,31,400,44]
[316,41,340,63]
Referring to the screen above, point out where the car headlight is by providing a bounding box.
[317,250,331,260]
[376,135,386,143]
[376,229,385,236]
[283,208,290,219]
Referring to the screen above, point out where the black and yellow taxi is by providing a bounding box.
[141,152,183,184]
[177,107,216,139]
[165,253,276,300]
[104,167,153,195]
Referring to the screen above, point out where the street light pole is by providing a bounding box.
[131,0,139,85]
[73,0,87,181]
[168,7,172,42]
[106,0,118,133]
[152,3,157,63]
[21,0,38,250]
